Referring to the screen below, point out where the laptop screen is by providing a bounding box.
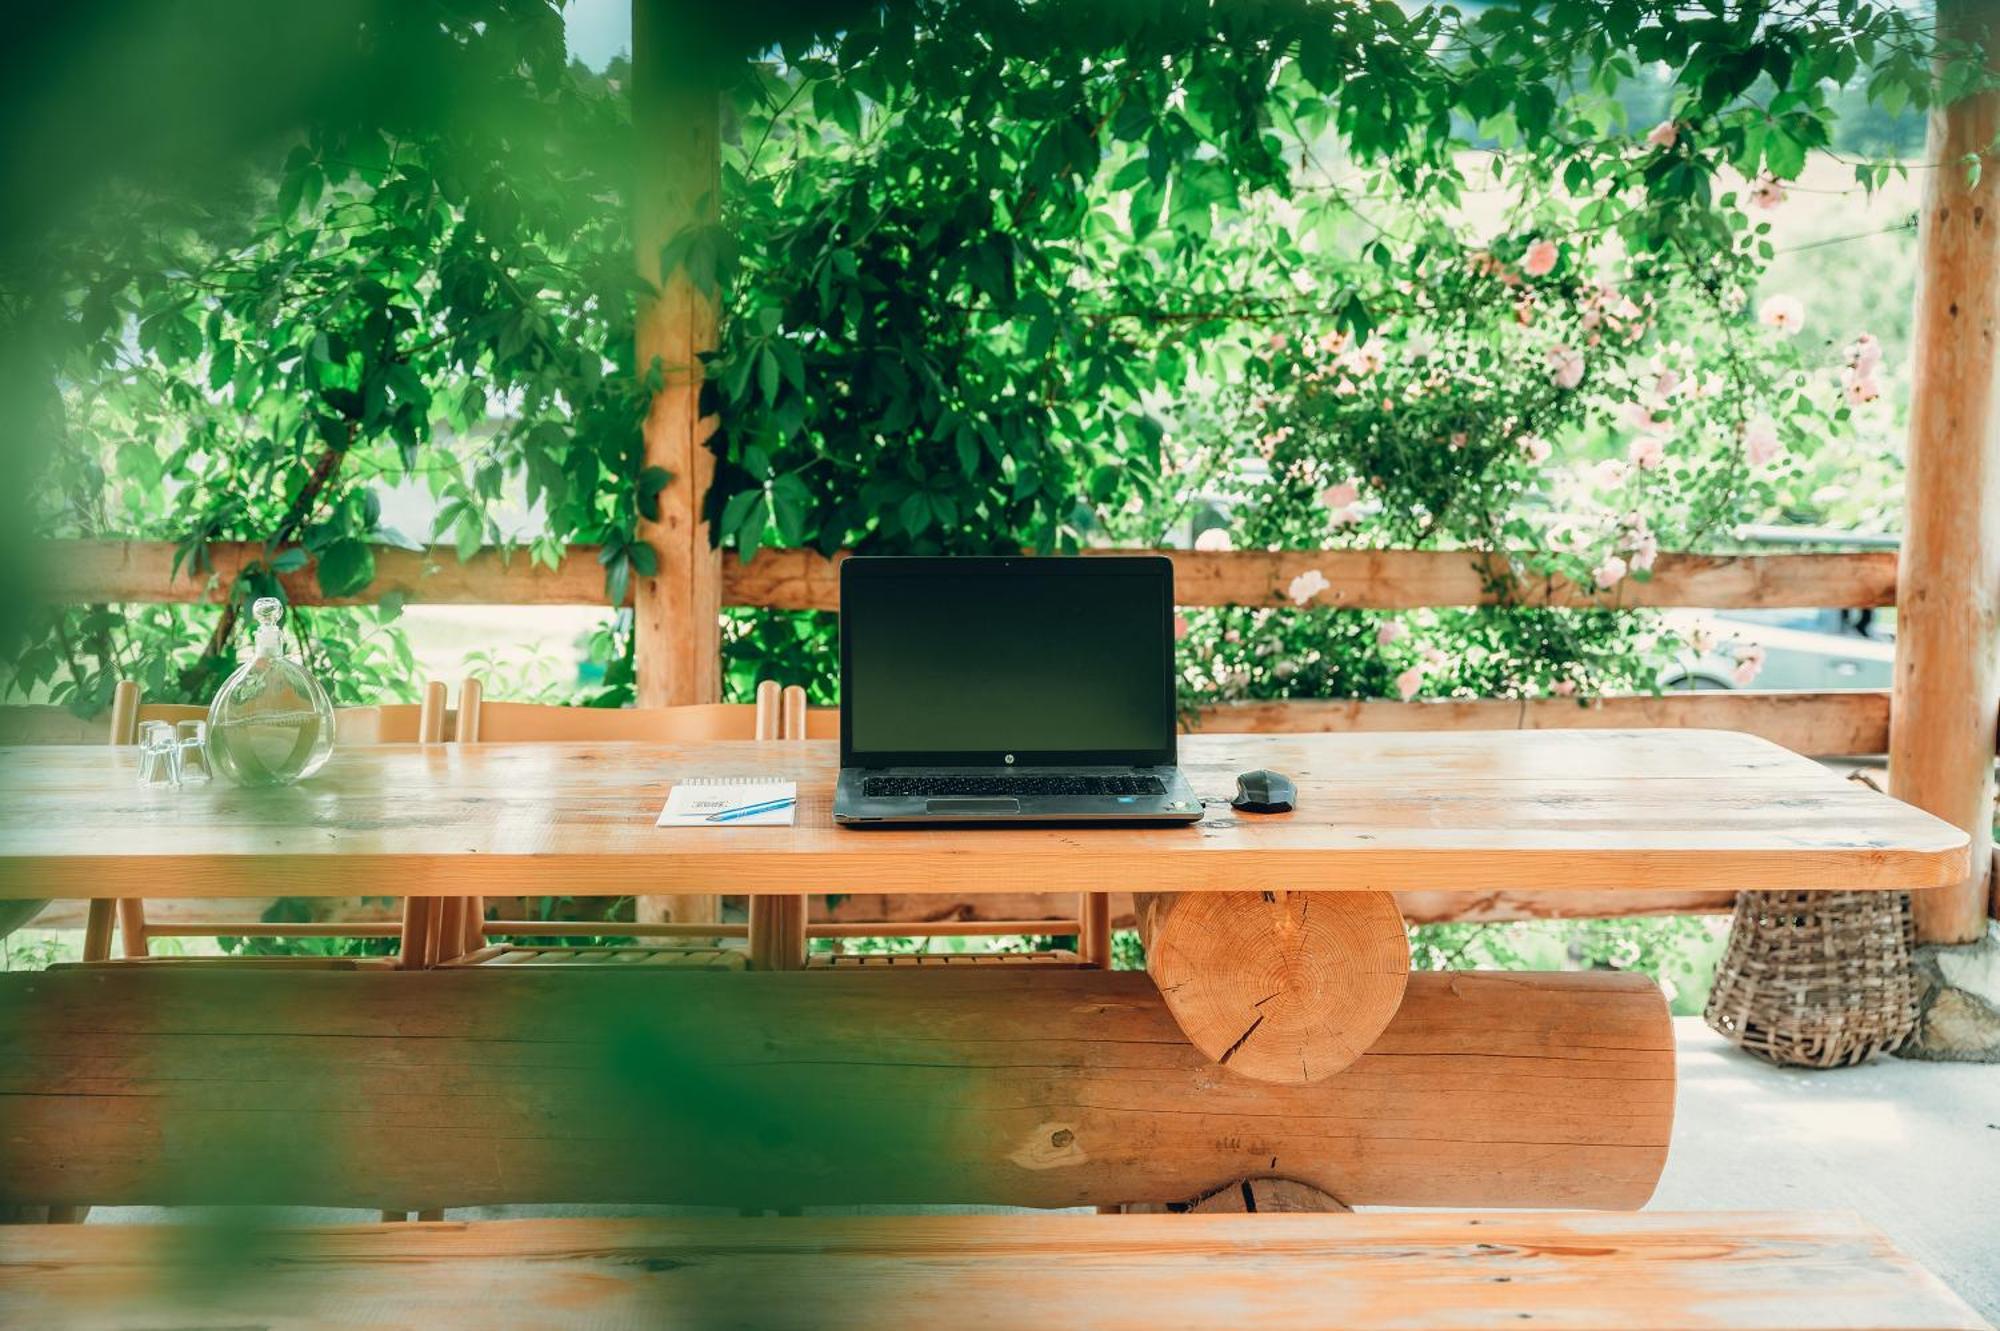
[839,556,1177,768]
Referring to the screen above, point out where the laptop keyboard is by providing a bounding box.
[862,774,1169,799]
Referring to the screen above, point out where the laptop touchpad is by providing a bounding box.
[926,798,1020,815]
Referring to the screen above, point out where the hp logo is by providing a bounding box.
[1003,753,1016,765]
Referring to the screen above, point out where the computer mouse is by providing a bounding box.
[1231,769,1296,814]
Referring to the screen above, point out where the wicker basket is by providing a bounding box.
[1703,890,1919,1068]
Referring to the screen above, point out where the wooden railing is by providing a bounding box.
[49,539,1897,612]
[32,537,1910,923]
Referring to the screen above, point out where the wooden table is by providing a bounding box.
[0,728,1965,1087]
[0,730,1965,899]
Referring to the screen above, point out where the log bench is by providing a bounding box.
[0,966,1671,1213]
[0,1213,1986,1330]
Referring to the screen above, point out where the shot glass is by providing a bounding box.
[136,720,182,788]
[175,719,212,785]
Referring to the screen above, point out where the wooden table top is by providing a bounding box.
[0,729,1966,899]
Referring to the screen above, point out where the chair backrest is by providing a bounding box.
[796,704,839,741]
[0,705,122,746]
[457,678,780,743]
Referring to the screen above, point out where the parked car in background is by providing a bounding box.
[1660,608,1896,691]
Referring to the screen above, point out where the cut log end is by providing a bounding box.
[1137,890,1408,1084]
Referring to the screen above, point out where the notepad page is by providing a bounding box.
[657,779,797,827]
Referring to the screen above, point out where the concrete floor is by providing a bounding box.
[1654,1017,2000,1322]
[86,1016,2000,1322]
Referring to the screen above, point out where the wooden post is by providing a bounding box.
[632,0,725,935]
[1892,0,2000,943]
[632,0,723,709]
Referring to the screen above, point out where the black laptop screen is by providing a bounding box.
[840,557,1176,767]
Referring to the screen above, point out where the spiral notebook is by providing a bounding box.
[657,777,797,827]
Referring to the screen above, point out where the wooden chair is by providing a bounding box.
[431,677,779,967]
[77,680,448,968]
[781,689,1105,969]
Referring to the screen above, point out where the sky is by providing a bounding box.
[564,0,631,69]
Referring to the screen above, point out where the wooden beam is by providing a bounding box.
[724,547,1898,612]
[632,3,722,706]
[1197,689,1891,756]
[36,541,1898,612]
[811,889,1740,930]
[40,541,617,607]
[0,967,1673,1212]
[1892,0,2000,944]
[29,885,1739,933]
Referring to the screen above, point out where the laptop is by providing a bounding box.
[832,555,1204,825]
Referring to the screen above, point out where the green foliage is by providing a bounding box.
[3,0,1987,720]
[1411,916,1728,1015]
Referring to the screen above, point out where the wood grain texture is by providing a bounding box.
[631,12,720,708]
[0,731,1965,900]
[0,1212,1983,1331]
[41,540,620,607]
[0,966,1672,1211]
[1196,690,1892,756]
[1892,0,2000,943]
[41,540,1900,612]
[730,547,1902,612]
[1136,890,1408,1083]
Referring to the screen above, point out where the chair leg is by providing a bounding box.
[398,898,434,970]
[82,900,115,962]
[116,900,148,959]
[433,899,466,965]
[461,896,485,956]
[1080,892,1111,968]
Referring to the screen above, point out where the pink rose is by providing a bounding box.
[1551,678,1578,697]
[1757,294,1805,335]
[1287,568,1330,606]
[1193,528,1233,552]
[1376,621,1407,646]
[1173,613,1190,641]
[1731,644,1766,686]
[1395,667,1424,702]
[1318,481,1361,511]
[1742,418,1781,466]
[1843,373,1882,408]
[1592,554,1629,589]
[1645,120,1678,149]
[1546,345,1586,390]
[1847,333,1882,373]
[1521,239,1559,278]
[1628,435,1667,471]
[1519,434,1552,464]
[1747,172,1786,211]
[1629,533,1659,573]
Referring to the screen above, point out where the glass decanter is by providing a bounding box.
[206,597,336,787]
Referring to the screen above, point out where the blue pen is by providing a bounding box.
[704,796,795,823]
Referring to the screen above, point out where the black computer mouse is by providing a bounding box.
[1231,769,1296,813]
